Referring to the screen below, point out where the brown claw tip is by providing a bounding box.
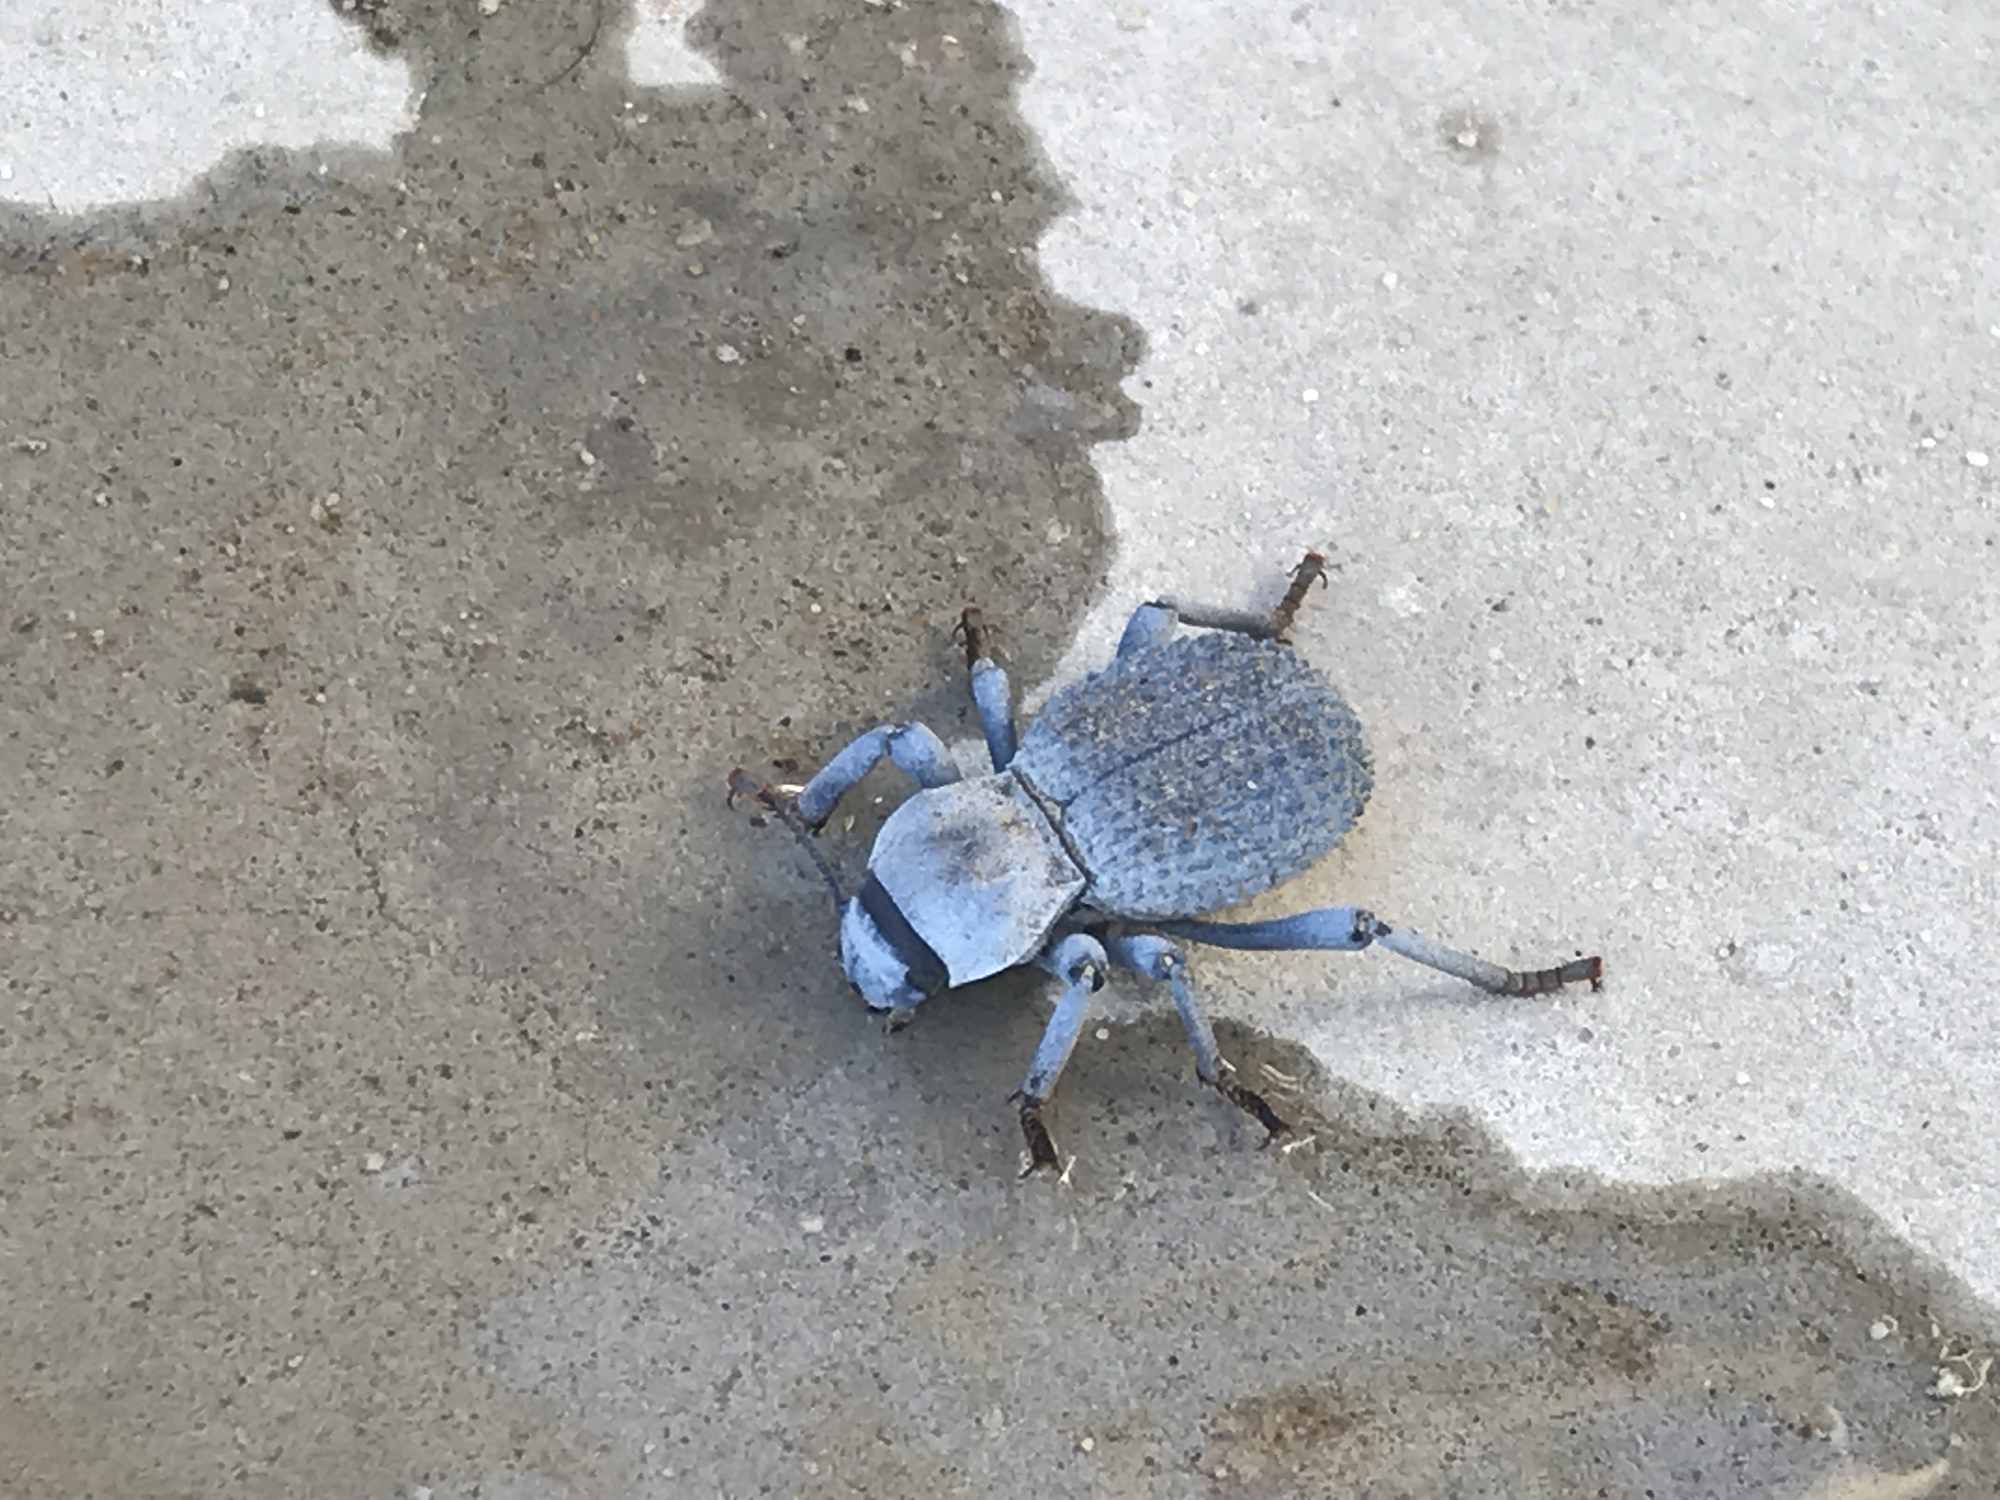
[956,606,991,667]
[727,767,784,815]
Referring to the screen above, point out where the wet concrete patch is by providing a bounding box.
[0,0,1994,1497]
[482,1015,1994,1496]
[1,0,1129,1492]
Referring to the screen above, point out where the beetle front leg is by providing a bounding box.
[1105,933,1291,1144]
[1011,933,1109,1178]
[955,607,1018,770]
[789,721,962,829]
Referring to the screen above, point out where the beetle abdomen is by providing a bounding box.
[1013,631,1372,920]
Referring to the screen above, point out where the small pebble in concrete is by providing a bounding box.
[1967,450,1990,468]
[363,1152,387,1173]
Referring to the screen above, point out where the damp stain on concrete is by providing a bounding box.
[0,2,1994,1497]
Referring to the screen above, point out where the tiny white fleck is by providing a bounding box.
[287,1353,304,1369]
[1869,1319,1892,1341]
[846,96,871,113]
[799,1213,825,1234]
[809,602,823,614]
[1302,388,1320,404]
[1380,270,1399,290]
[577,446,597,467]
[1094,1027,1110,1041]
[1918,435,1937,449]
[478,0,501,13]
[636,371,648,385]
[216,276,231,292]
[1733,1071,1750,1087]
[1455,128,1479,149]
[1078,1436,1096,1453]
[715,344,742,364]
[0,163,14,182]
[363,1152,387,1173]
[1967,450,1990,468]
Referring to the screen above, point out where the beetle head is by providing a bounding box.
[839,872,956,1010]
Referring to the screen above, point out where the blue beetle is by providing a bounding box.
[731,552,1602,1174]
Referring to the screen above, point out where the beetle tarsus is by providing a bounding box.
[1017,1098,1063,1177]
[955,606,994,670]
[1497,954,1604,995]
[1216,1078,1292,1143]
[1268,549,1329,640]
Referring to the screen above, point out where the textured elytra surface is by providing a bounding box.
[1014,631,1373,920]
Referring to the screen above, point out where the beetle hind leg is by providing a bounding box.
[1104,932,1292,1146]
[1153,906,1604,997]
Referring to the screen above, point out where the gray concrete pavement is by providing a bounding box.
[3,1,1995,1496]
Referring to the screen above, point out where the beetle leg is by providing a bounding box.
[1011,933,1108,1178]
[1104,932,1291,1145]
[1265,549,1329,640]
[1153,906,1604,996]
[726,768,847,909]
[790,721,962,829]
[956,607,1018,770]
[1149,548,1331,642]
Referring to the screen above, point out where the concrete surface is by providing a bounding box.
[1,1,1995,1497]
[993,0,2000,1315]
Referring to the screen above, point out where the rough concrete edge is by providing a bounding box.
[1216,1015,2000,1335]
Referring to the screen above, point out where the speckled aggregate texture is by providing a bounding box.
[1007,0,2000,1317]
[1016,631,1372,919]
[1,0,1996,1496]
